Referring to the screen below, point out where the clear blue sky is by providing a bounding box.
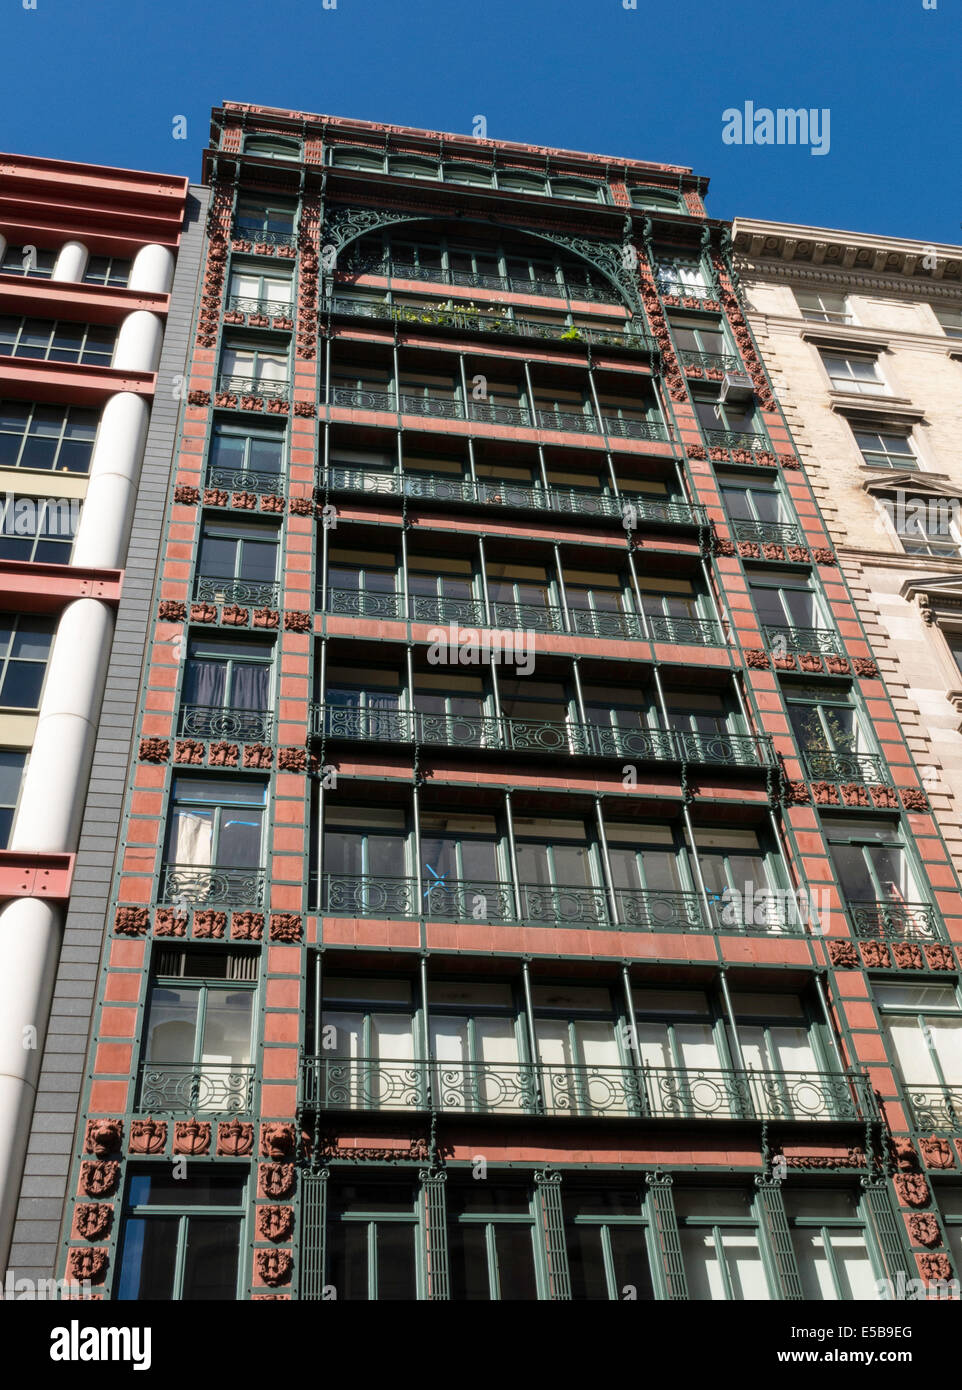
[5,0,959,244]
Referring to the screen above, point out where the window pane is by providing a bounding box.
[494,1223,538,1299]
[448,1222,490,1299]
[609,1226,655,1300]
[327,1220,369,1299]
[181,1217,241,1299]
[375,1222,418,1299]
[117,1216,178,1299]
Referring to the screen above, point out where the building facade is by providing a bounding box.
[0,154,197,1278]
[18,109,962,1300]
[731,220,962,890]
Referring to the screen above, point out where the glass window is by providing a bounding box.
[853,429,918,470]
[676,1189,772,1300]
[448,1184,540,1299]
[233,199,297,239]
[0,748,27,847]
[117,1168,247,1300]
[227,268,293,310]
[82,255,132,287]
[164,777,266,869]
[220,340,289,387]
[937,1187,962,1274]
[796,290,851,324]
[750,579,823,632]
[0,614,55,708]
[876,982,962,1099]
[0,401,98,473]
[821,352,887,395]
[0,244,56,278]
[934,307,962,340]
[207,423,285,484]
[564,1187,655,1299]
[0,494,79,564]
[326,1181,420,1300]
[785,1190,881,1300]
[182,636,273,738]
[894,497,961,559]
[825,818,921,907]
[196,519,278,590]
[243,135,301,160]
[0,315,115,366]
[629,187,680,211]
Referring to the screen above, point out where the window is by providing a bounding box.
[82,255,131,287]
[164,777,266,870]
[227,268,293,312]
[0,749,27,846]
[242,135,301,160]
[323,806,408,896]
[721,478,789,537]
[140,946,257,1112]
[329,147,385,172]
[0,493,79,564]
[786,685,878,782]
[233,199,296,240]
[327,1181,421,1299]
[672,321,729,360]
[496,172,547,196]
[181,636,273,738]
[0,614,55,708]
[207,421,285,489]
[876,983,962,1124]
[821,351,887,395]
[564,1187,656,1300]
[676,1189,772,1300]
[448,1185,541,1299]
[695,828,795,931]
[825,818,922,909]
[893,496,961,559]
[853,428,918,470]
[0,244,55,278]
[657,260,712,296]
[629,187,681,211]
[937,1187,962,1273]
[444,163,492,187]
[428,980,522,1111]
[750,578,826,634]
[796,290,851,324]
[0,401,98,473]
[220,339,289,389]
[548,177,607,203]
[117,1168,247,1300]
[785,1190,882,1300]
[319,975,417,1108]
[532,982,630,1117]
[934,306,962,340]
[0,316,115,366]
[196,518,278,601]
[419,810,501,899]
[389,156,438,180]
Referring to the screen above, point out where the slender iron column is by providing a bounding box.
[503,789,523,920]
[594,797,620,926]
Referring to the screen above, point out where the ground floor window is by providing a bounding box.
[117,1168,247,1300]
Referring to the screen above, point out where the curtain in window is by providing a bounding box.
[174,811,213,866]
[230,663,269,711]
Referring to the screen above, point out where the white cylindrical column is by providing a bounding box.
[10,598,115,854]
[112,310,163,373]
[53,239,88,283]
[0,897,62,1272]
[72,392,150,570]
[129,243,175,295]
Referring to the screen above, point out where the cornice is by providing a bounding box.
[750,313,962,358]
[735,256,962,304]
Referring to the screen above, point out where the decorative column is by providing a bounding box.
[53,239,88,282]
[535,1170,571,1299]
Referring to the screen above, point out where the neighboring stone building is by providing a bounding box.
[731,220,962,877]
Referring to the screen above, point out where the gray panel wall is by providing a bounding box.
[6,185,210,1280]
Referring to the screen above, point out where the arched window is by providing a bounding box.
[496,172,547,196]
[330,147,385,172]
[444,163,493,187]
[389,157,438,180]
[243,135,301,161]
[549,178,607,203]
[629,187,681,212]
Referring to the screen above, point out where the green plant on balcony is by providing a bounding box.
[560,326,583,341]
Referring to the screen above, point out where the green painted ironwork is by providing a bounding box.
[536,1171,572,1300]
[195,575,281,607]
[764,624,845,657]
[206,464,285,495]
[755,1177,804,1300]
[299,1169,329,1300]
[178,704,274,742]
[903,1085,962,1132]
[136,1061,255,1114]
[646,1173,688,1300]
[420,1169,450,1301]
[862,1179,912,1293]
[159,864,266,907]
[847,900,943,942]
[217,373,290,400]
[731,519,806,548]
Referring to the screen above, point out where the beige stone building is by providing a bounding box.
[731,218,962,873]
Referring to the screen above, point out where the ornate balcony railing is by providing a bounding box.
[205,465,285,495]
[322,295,654,354]
[646,614,726,647]
[226,295,295,320]
[231,223,298,248]
[346,257,622,304]
[678,349,742,374]
[764,624,845,657]
[299,1057,875,1122]
[656,280,721,304]
[160,864,266,908]
[137,1062,255,1115]
[803,751,888,786]
[313,704,772,768]
[327,386,671,443]
[194,575,281,607]
[178,704,274,742]
[903,1086,962,1132]
[730,519,806,548]
[703,429,769,451]
[847,900,944,942]
[320,874,804,934]
[216,374,290,400]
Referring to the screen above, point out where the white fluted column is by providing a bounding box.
[72,392,150,570]
[53,239,88,283]
[113,310,163,374]
[129,243,174,295]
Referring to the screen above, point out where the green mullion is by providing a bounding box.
[299,1169,329,1300]
[535,1171,571,1300]
[646,1173,688,1300]
[755,1178,803,1300]
[862,1180,912,1291]
[420,1170,450,1300]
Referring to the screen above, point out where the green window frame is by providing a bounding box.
[656,258,712,295]
[0,747,27,847]
[675,1188,775,1300]
[629,186,681,211]
[325,1180,423,1300]
[784,1189,885,1300]
[227,266,294,310]
[196,517,279,589]
[220,338,289,387]
[164,776,267,870]
[694,393,760,437]
[935,1186,962,1272]
[322,805,409,886]
[750,576,827,632]
[875,982,962,1125]
[721,477,786,526]
[671,320,729,358]
[564,1186,658,1299]
[785,683,880,781]
[447,1184,546,1299]
[207,421,286,486]
[0,400,98,473]
[0,314,115,366]
[242,135,301,160]
[0,613,55,709]
[117,1167,248,1300]
[824,816,923,909]
[233,198,297,238]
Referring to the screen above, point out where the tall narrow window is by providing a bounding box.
[195,518,279,605]
[0,749,27,847]
[117,1168,247,1300]
[564,1187,656,1300]
[784,1190,882,1300]
[876,982,962,1129]
[447,1185,541,1299]
[0,614,55,708]
[181,636,274,740]
[326,1181,421,1300]
[675,1189,772,1300]
[163,777,267,905]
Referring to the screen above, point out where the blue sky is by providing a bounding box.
[5,0,959,243]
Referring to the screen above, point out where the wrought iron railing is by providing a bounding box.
[903,1086,962,1132]
[803,751,888,786]
[299,1057,875,1122]
[313,704,772,768]
[178,704,274,742]
[160,864,266,907]
[194,575,281,607]
[346,257,622,304]
[320,874,803,934]
[678,349,741,374]
[205,465,285,495]
[764,624,845,656]
[231,223,298,248]
[730,519,806,548]
[322,295,654,353]
[646,614,726,646]
[847,900,944,942]
[137,1062,255,1114]
[656,280,721,303]
[703,429,770,451]
[216,374,291,400]
[327,386,671,443]
[226,295,295,319]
